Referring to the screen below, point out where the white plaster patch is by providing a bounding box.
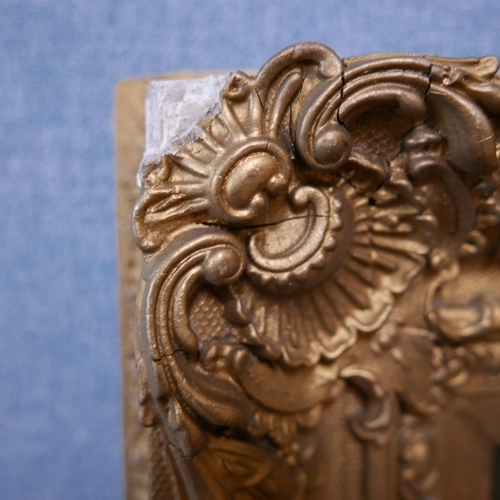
[137,73,232,187]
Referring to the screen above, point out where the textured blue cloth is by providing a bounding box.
[1,0,500,498]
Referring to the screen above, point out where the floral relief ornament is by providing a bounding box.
[133,42,500,499]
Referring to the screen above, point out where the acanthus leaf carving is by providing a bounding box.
[133,42,500,499]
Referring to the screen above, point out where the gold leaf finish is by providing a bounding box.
[132,42,500,499]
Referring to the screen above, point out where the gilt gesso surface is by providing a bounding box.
[133,42,500,499]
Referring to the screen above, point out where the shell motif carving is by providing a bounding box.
[133,42,500,499]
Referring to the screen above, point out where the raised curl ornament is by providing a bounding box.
[128,42,500,499]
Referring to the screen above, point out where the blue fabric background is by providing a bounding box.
[1,0,500,498]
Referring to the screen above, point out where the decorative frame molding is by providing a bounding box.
[130,43,500,499]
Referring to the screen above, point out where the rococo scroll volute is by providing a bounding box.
[133,42,500,499]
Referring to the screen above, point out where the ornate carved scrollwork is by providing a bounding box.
[133,42,500,499]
